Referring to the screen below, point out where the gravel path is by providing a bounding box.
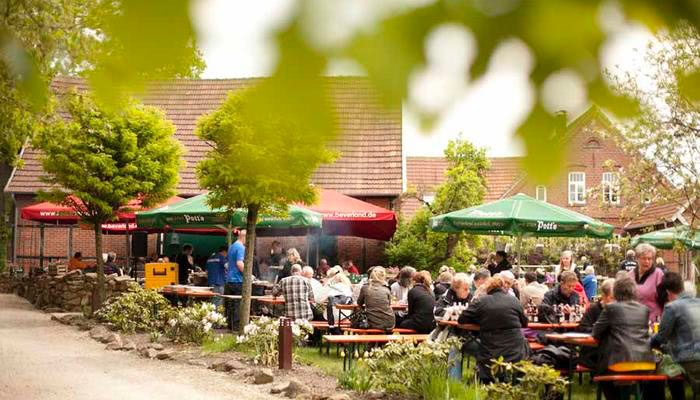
[0,294,277,400]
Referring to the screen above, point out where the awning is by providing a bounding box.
[300,189,397,241]
[21,196,183,232]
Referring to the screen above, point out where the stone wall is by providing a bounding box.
[0,269,132,315]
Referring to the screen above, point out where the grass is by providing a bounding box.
[294,346,345,378]
[201,333,239,353]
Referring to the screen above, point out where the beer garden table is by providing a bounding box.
[546,333,598,400]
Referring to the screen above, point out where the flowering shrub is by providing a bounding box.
[96,284,173,333]
[362,337,462,395]
[236,316,313,366]
[485,358,568,400]
[165,302,226,344]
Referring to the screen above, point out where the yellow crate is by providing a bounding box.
[145,262,178,290]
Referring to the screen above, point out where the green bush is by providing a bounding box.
[164,302,226,344]
[419,375,477,400]
[485,358,568,400]
[338,368,373,393]
[95,284,173,333]
[362,337,461,395]
[235,316,314,366]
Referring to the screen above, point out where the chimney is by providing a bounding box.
[554,110,567,136]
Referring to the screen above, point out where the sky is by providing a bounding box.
[191,0,654,158]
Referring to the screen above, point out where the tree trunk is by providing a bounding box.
[94,225,105,308]
[238,203,259,330]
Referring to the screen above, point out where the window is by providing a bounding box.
[422,194,435,205]
[602,172,620,204]
[536,185,547,202]
[568,172,586,204]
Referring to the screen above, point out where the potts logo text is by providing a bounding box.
[183,214,205,224]
[536,221,557,231]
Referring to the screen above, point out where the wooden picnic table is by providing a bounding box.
[335,303,407,322]
[159,287,218,306]
[323,334,429,370]
[545,333,598,400]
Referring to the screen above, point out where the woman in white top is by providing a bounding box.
[325,266,353,331]
[390,266,416,303]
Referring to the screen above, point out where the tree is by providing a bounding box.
[0,0,204,269]
[387,137,488,272]
[610,23,700,233]
[195,89,337,330]
[34,92,182,305]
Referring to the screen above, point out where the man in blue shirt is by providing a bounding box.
[206,246,227,309]
[225,229,246,330]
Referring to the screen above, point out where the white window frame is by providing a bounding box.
[535,185,547,202]
[602,172,620,205]
[568,172,586,205]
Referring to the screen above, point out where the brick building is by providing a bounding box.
[6,77,402,271]
[400,106,687,271]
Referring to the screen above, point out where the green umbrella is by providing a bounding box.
[136,193,322,231]
[429,193,614,239]
[630,226,700,250]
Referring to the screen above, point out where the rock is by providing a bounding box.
[213,359,246,372]
[148,343,164,350]
[121,340,136,351]
[106,341,123,351]
[140,348,158,359]
[270,380,310,398]
[155,350,174,360]
[89,326,110,342]
[253,368,274,384]
[105,332,121,344]
[327,395,352,400]
[188,359,209,368]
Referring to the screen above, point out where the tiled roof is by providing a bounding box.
[6,76,402,197]
[405,156,524,201]
[624,201,684,230]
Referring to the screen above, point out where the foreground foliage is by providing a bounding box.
[486,359,568,400]
[165,302,226,344]
[235,316,313,366]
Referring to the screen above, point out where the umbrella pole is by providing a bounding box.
[516,234,523,272]
[227,224,233,247]
[315,230,320,270]
[305,228,310,265]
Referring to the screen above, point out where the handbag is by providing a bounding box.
[350,309,369,329]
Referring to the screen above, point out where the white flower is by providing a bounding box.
[168,318,177,327]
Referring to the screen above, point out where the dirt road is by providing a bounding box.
[0,294,277,400]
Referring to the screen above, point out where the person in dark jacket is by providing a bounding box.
[433,271,453,298]
[459,276,529,383]
[576,278,614,369]
[357,266,395,331]
[398,270,436,333]
[593,277,659,400]
[176,244,194,284]
[539,271,579,321]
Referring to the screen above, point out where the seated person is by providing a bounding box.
[471,268,491,298]
[539,271,579,322]
[576,278,615,369]
[651,272,700,400]
[357,266,395,332]
[390,266,415,303]
[302,266,325,321]
[520,271,548,307]
[592,277,659,400]
[434,272,474,381]
[397,271,436,333]
[324,266,353,331]
[458,276,529,383]
[272,264,315,321]
[499,270,519,299]
[103,252,120,276]
[433,271,453,298]
[68,252,87,271]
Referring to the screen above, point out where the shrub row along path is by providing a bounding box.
[0,294,277,400]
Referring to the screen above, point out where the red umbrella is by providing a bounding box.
[299,188,397,241]
[21,196,183,232]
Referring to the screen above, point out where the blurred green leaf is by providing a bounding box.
[516,103,567,184]
[588,78,640,118]
[0,29,47,110]
[678,69,700,101]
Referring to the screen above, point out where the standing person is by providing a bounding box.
[206,246,227,309]
[629,243,665,323]
[491,250,511,275]
[651,272,700,400]
[390,266,415,303]
[520,271,548,307]
[317,258,330,278]
[555,250,577,278]
[279,248,301,281]
[619,249,638,272]
[269,240,284,265]
[398,271,436,333]
[225,230,246,330]
[593,277,660,400]
[357,266,395,332]
[458,276,529,383]
[582,265,598,301]
[176,244,194,285]
[273,264,315,321]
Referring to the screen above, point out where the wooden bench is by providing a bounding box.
[593,374,685,400]
[341,327,417,335]
[322,334,429,370]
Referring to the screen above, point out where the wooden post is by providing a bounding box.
[278,317,292,370]
[39,223,45,269]
[362,238,367,271]
[125,228,131,274]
